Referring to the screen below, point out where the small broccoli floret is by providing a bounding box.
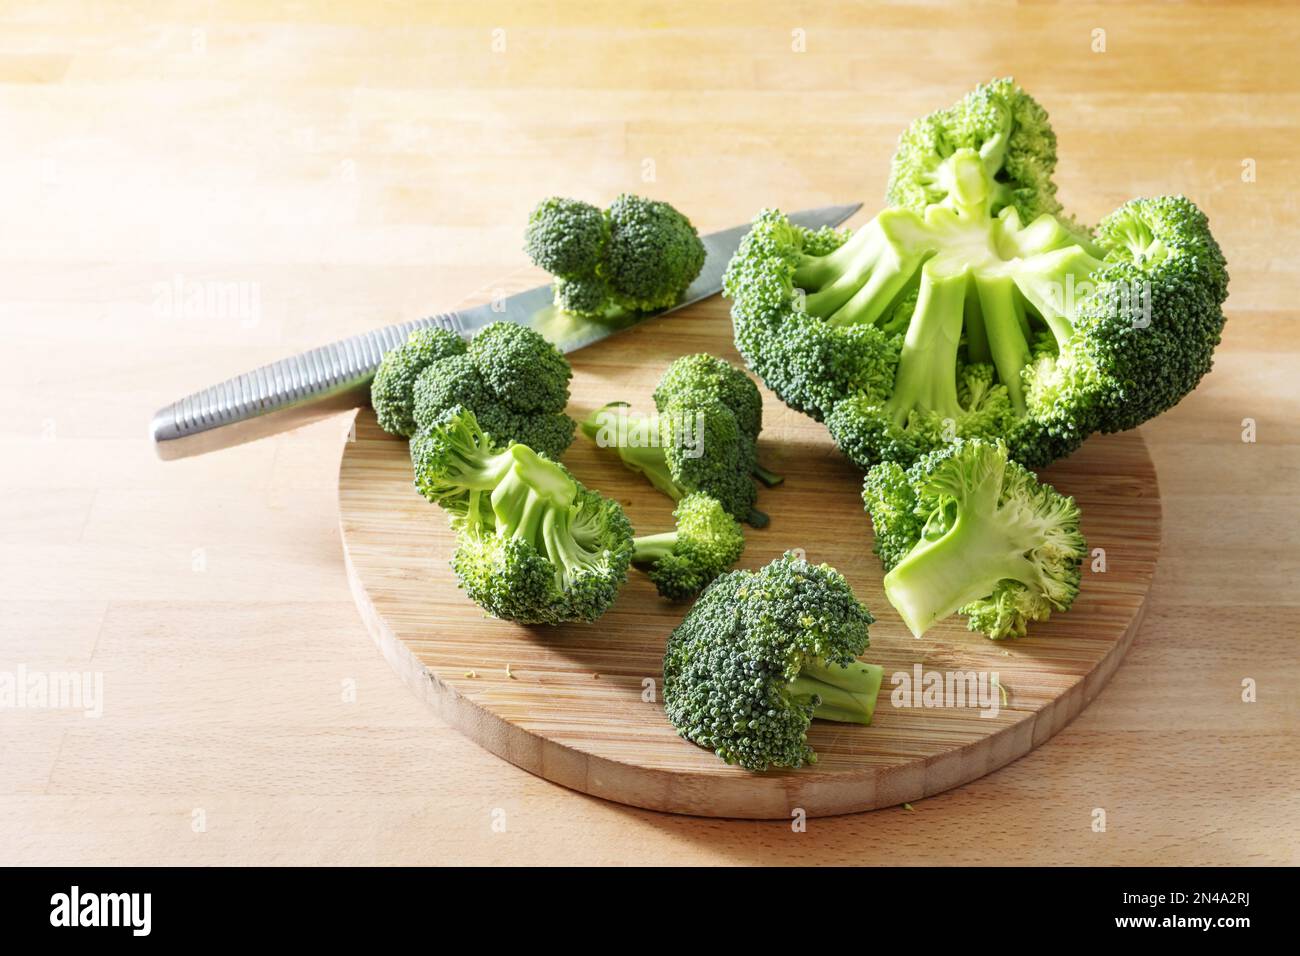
[863,439,1086,640]
[370,327,468,438]
[662,553,882,771]
[726,79,1228,473]
[524,193,706,318]
[411,406,632,624]
[581,402,767,528]
[652,353,782,486]
[603,193,707,313]
[631,493,745,600]
[374,321,575,461]
[524,197,608,279]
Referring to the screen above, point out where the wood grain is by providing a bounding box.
[338,291,1162,817]
[2,0,1298,862]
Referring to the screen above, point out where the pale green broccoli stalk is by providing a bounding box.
[410,405,632,625]
[631,493,745,600]
[580,402,768,528]
[724,78,1228,473]
[662,553,882,771]
[862,438,1086,640]
[371,322,575,460]
[524,193,706,319]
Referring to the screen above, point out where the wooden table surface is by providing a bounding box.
[3,1,1298,865]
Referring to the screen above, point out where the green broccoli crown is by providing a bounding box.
[887,77,1061,224]
[726,81,1228,474]
[604,193,707,313]
[662,552,882,771]
[580,402,767,528]
[373,321,575,460]
[523,197,608,279]
[1070,195,1229,434]
[467,322,572,413]
[412,406,632,624]
[370,327,468,438]
[631,493,745,600]
[524,193,706,319]
[653,353,764,441]
[863,438,1086,640]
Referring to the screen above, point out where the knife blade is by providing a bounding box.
[150,202,862,460]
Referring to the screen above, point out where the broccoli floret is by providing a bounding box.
[724,79,1228,473]
[652,353,781,486]
[411,406,632,625]
[862,439,1086,640]
[887,77,1062,224]
[467,322,571,414]
[372,321,575,460]
[631,493,745,600]
[604,193,707,313]
[580,401,767,528]
[662,552,883,771]
[524,197,608,279]
[370,327,468,437]
[524,193,706,318]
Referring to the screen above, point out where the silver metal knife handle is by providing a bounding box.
[150,312,462,460]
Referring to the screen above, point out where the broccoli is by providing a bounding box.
[862,438,1086,640]
[724,78,1228,472]
[524,193,706,318]
[631,493,745,600]
[662,552,883,771]
[580,401,768,528]
[652,353,782,486]
[371,322,576,461]
[410,405,633,625]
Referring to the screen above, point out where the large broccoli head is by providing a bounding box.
[724,79,1228,473]
[662,552,882,771]
[371,322,575,460]
[411,405,632,625]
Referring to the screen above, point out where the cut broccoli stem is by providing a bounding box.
[752,462,784,487]
[747,507,771,529]
[825,244,923,328]
[787,659,885,725]
[883,491,1046,639]
[544,508,604,586]
[885,267,970,427]
[794,218,884,306]
[630,532,676,566]
[492,453,568,546]
[615,443,684,500]
[974,274,1032,414]
[963,282,991,366]
[580,407,685,499]
[1010,245,1104,353]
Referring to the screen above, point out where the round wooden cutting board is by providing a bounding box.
[337,296,1162,819]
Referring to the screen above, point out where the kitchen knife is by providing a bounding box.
[150,202,862,460]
